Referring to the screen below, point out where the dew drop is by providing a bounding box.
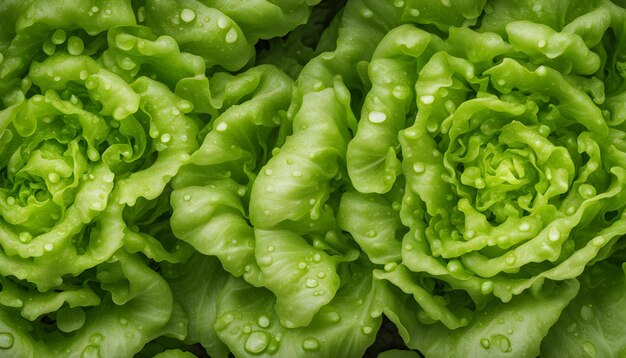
[43,243,54,252]
[480,280,494,294]
[409,8,420,16]
[258,256,273,266]
[537,40,547,48]
[215,122,228,132]
[102,173,114,183]
[170,107,181,116]
[183,194,191,201]
[579,184,596,199]
[366,229,377,237]
[566,322,577,333]
[291,170,303,177]
[298,262,307,269]
[217,17,228,29]
[225,28,238,44]
[447,260,462,273]
[360,8,373,18]
[6,196,15,206]
[580,305,593,321]
[222,313,235,326]
[81,345,101,358]
[317,272,326,278]
[420,95,435,104]
[368,111,387,123]
[305,278,318,288]
[328,311,341,322]
[312,81,325,91]
[0,333,13,349]
[137,6,146,22]
[413,162,425,174]
[384,262,397,272]
[583,341,597,357]
[302,338,320,352]
[180,8,196,23]
[160,133,171,143]
[480,338,491,349]
[492,334,511,353]
[68,36,85,55]
[518,222,531,232]
[536,65,548,76]
[440,0,451,7]
[43,41,56,56]
[548,227,560,242]
[91,6,99,13]
[52,29,66,45]
[392,85,410,99]
[505,254,516,265]
[85,78,98,89]
[87,334,102,346]
[426,120,438,133]
[257,315,271,328]
[362,326,373,334]
[48,172,60,183]
[313,253,321,262]
[592,237,605,246]
[444,100,456,114]
[244,332,270,354]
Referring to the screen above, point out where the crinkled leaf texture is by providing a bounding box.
[0,0,625,357]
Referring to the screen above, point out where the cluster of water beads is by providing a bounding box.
[43,29,86,57]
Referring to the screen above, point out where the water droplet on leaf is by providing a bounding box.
[225,28,238,44]
[180,8,196,22]
[257,315,271,328]
[244,332,270,354]
[302,338,320,352]
[0,333,14,349]
[368,111,387,123]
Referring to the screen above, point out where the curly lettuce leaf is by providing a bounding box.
[542,260,626,357]
[214,261,381,358]
[375,268,579,358]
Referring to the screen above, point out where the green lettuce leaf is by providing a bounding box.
[542,260,626,357]
[214,260,381,357]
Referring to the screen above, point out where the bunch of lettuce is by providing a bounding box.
[0,0,625,357]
